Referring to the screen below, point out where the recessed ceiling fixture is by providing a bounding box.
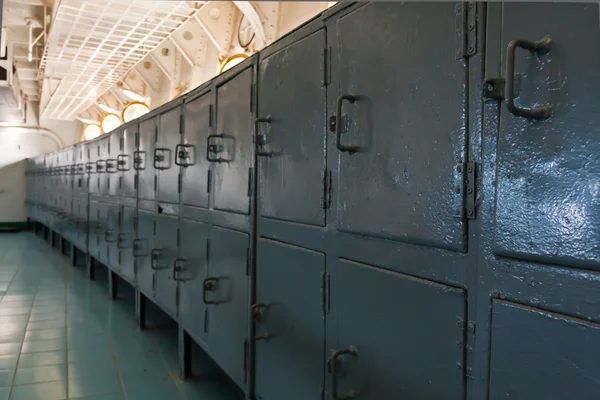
[83,124,102,141]
[122,102,150,123]
[101,113,122,133]
[121,89,146,103]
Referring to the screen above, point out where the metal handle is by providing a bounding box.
[335,94,359,153]
[251,303,270,341]
[77,164,85,174]
[206,134,232,163]
[172,258,188,281]
[153,148,171,170]
[95,223,104,234]
[132,239,148,257]
[328,346,358,400]
[151,248,166,269]
[133,151,146,170]
[96,160,105,172]
[106,159,118,173]
[104,229,116,242]
[203,277,220,304]
[255,117,273,157]
[117,155,129,171]
[86,162,95,173]
[117,233,130,249]
[175,144,195,166]
[505,36,553,120]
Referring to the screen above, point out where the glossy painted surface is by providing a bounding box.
[254,239,325,400]
[334,2,467,252]
[108,131,121,197]
[257,29,327,227]
[154,214,178,317]
[182,92,211,209]
[494,2,600,269]
[120,124,137,198]
[135,210,155,297]
[119,206,135,282]
[137,117,156,202]
[98,137,110,197]
[0,232,240,400]
[213,67,253,215]
[157,106,182,205]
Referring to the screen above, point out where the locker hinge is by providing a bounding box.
[455,2,477,59]
[208,104,213,128]
[120,137,124,151]
[321,272,330,316]
[243,339,249,384]
[207,170,212,193]
[154,175,157,192]
[250,83,255,113]
[464,319,476,380]
[177,173,182,194]
[453,162,476,219]
[322,168,332,210]
[135,131,139,147]
[134,175,138,190]
[247,168,254,197]
[175,286,180,308]
[180,113,185,134]
[245,247,251,276]
[206,238,211,262]
[176,228,180,247]
[152,274,157,291]
[321,47,330,87]
[154,125,158,142]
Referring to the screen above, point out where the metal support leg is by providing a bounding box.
[108,270,118,300]
[135,290,146,329]
[87,256,96,281]
[178,326,192,380]
[60,237,66,255]
[70,245,77,266]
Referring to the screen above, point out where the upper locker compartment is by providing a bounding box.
[212,57,256,215]
[492,3,600,270]
[156,99,184,205]
[257,27,327,227]
[138,113,157,202]
[489,300,600,399]
[330,2,468,252]
[98,135,110,196]
[108,129,121,197]
[119,121,137,198]
[181,85,211,210]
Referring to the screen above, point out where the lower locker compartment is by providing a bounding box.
[154,213,179,317]
[490,300,600,399]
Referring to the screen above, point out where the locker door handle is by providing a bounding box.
[117,155,130,171]
[175,144,195,166]
[202,277,221,304]
[106,159,118,173]
[328,346,358,400]
[255,117,273,157]
[105,229,117,242]
[172,259,189,281]
[133,151,146,170]
[86,162,95,173]
[206,134,234,163]
[133,239,148,257]
[153,148,171,170]
[117,233,130,249]
[96,160,106,172]
[251,303,270,341]
[335,94,359,153]
[505,36,553,120]
[151,248,168,269]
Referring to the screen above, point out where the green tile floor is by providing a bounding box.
[0,232,241,400]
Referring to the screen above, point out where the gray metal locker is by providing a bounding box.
[326,259,466,400]
[89,140,100,195]
[330,2,468,252]
[206,226,249,389]
[177,218,209,341]
[120,122,137,198]
[212,66,254,215]
[156,102,183,205]
[135,209,156,297]
[98,137,110,195]
[119,205,135,281]
[154,213,179,317]
[106,204,120,268]
[257,28,327,226]
[181,89,211,209]
[108,130,121,197]
[137,116,156,201]
[254,239,325,400]
[88,201,102,260]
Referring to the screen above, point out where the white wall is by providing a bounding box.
[0,160,26,223]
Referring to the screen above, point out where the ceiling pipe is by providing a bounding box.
[0,125,65,149]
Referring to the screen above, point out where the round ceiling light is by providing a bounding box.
[219,54,248,74]
[83,124,102,141]
[122,102,150,123]
[121,89,146,102]
[98,103,120,115]
[101,113,122,133]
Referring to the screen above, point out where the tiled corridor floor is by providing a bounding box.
[0,232,241,400]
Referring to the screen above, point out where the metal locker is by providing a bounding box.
[212,66,254,215]
[135,209,156,297]
[137,116,156,201]
[205,226,249,389]
[154,213,179,317]
[108,130,121,197]
[330,2,468,252]
[489,300,600,399]
[490,2,600,269]
[119,205,135,281]
[88,201,102,260]
[257,29,327,226]
[181,90,211,209]
[156,104,182,205]
[119,122,137,198]
[253,239,325,400]
[326,259,466,400]
[105,204,120,269]
[177,218,209,340]
[98,136,111,196]
[89,140,100,194]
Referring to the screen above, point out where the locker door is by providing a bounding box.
[326,260,466,400]
[213,67,253,215]
[156,106,182,204]
[88,201,99,257]
[178,219,209,340]
[206,227,249,388]
[119,206,135,281]
[102,204,118,267]
[120,124,136,198]
[108,131,121,197]
[96,203,107,262]
[257,30,326,226]
[254,239,325,400]
[138,117,156,201]
[181,92,211,209]
[493,3,600,269]
[136,210,156,297]
[155,213,179,316]
[98,137,110,195]
[330,3,468,252]
[89,141,100,194]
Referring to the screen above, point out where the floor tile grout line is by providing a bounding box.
[145,329,187,399]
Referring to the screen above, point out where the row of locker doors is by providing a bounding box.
[89,202,250,389]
